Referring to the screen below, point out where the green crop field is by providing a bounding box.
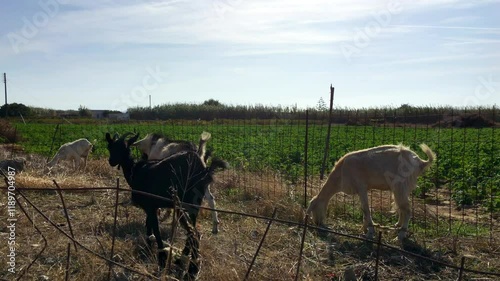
[1,119,499,281]
[11,120,500,211]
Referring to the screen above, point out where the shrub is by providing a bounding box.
[0,119,20,143]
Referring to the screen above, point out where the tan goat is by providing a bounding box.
[307,144,436,241]
[46,138,93,171]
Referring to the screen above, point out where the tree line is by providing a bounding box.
[1,101,498,125]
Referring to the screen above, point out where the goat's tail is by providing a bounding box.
[207,158,229,174]
[197,131,212,160]
[419,143,436,171]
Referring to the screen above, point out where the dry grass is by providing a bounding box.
[1,152,499,280]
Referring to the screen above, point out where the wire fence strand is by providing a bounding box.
[3,184,499,279]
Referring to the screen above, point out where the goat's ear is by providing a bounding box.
[105,133,113,144]
[127,133,140,147]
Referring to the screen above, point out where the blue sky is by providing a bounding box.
[1,0,499,112]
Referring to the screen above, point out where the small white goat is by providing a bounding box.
[132,132,222,234]
[46,138,93,171]
[307,144,435,241]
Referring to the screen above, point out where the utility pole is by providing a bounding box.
[149,95,151,109]
[3,73,7,117]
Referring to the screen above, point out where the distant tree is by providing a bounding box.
[399,103,415,114]
[29,106,56,117]
[0,103,32,117]
[202,99,222,106]
[316,97,327,111]
[78,105,92,117]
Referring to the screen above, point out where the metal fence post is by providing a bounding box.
[320,85,335,180]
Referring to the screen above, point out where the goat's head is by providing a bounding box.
[105,132,139,167]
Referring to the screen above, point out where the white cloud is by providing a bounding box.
[223,45,340,56]
[442,37,500,46]
[371,52,500,67]
[3,0,499,109]
[439,15,482,25]
[7,0,493,55]
[389,24,500,31]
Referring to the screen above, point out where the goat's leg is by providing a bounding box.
[392,185,411,241]
[177,213,201,280]
[82,155,88,170]
[358,190,375,239]
[146,209,168,269]
[159,208,172,222]
[145,215,155,248]
[75,157,82,170]
[70,155,80,171]
[394,208,403,228]
[397,202,411,241]
[67,150,82,170]
[67,156,74,170]
[204,186,219,234]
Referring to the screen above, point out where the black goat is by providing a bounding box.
[131,131,222,234]
[105,132,228,279]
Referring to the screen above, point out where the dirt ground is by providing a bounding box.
[1,146,499,281]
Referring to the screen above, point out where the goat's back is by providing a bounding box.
[130,151,210,208]
[339,144,425,169]
[332,144,432,192]
[150,139,197,160]
[59,139,92,156]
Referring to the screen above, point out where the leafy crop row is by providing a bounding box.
[13,121,499,211]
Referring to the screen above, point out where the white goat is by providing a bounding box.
[46,138,93,171]
[132,132,222,234]
[307,144,436,241]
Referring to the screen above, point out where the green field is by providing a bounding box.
[11,120,500,211]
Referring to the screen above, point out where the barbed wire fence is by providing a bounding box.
[2,180,500,281]
[1,105,499,280]
[11,106,497,240]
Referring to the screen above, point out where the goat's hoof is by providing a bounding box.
[174,255,190,271]
[146,235,155,248]
[314,224,330,237]
[211,227,219,234]
[158,251,167,269]
[397,230,407,242]
[173,259,184,271]
[186,261,200,280]
[365,226,375,240]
